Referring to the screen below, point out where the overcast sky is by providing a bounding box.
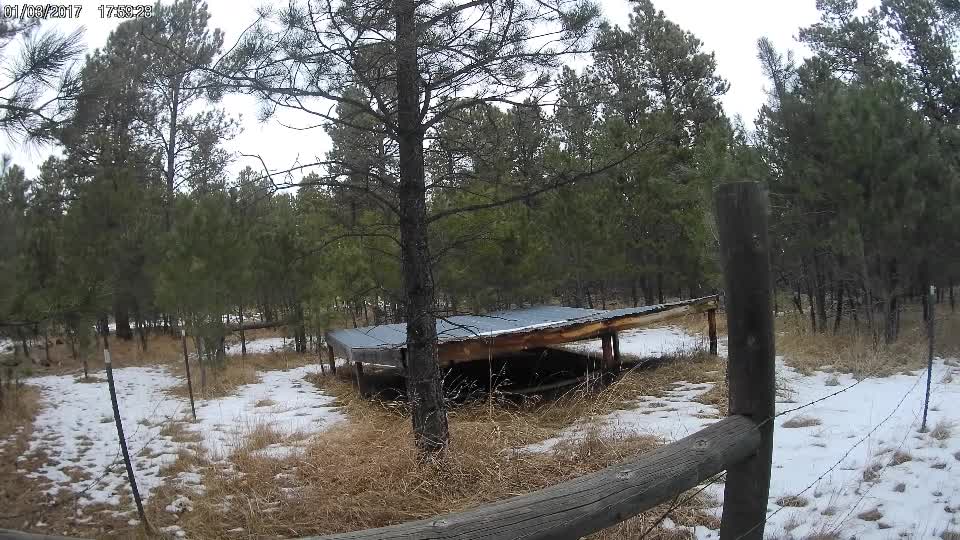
[3,0,879,179]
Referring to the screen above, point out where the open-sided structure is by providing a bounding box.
[325,295,719,375]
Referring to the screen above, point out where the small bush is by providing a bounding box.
[862,462,883,482]
[890,451,912,465]
[931,421,953,441]
[775,495,808,507]
[782,415,822,428]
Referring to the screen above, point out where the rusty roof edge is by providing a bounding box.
[326,296,718,352]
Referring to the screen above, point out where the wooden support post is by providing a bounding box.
[180,329,197,421]
[708,308,718,356]
[612,332,621,371]
[601,334,614,383]
[354,361,364,395]
[715,182,776,540]
[327,345,337,374]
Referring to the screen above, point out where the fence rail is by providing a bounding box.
[309,416,759,540]
[310,181,776,540]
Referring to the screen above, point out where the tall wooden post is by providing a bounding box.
[612,332,621,371]
[327,344,337,374]
[715,182,776,540]
[180,329,197,421]
[354,361,365,395]
[707,308,718,356]
[921,285,935,432]
[600,334,614,384]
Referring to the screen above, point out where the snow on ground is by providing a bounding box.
[16,343,341,507]
[562,325,713,359]
[0,337,13,354]
[746,358,960,539]
[534,325,960,538]
[225,336,293,355]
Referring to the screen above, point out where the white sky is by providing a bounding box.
[2,0,879,179]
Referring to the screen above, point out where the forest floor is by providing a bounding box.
[0,308,958,539]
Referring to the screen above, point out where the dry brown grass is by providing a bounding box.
[890,451,913,465]
[782,415,822,429]
[857,508,883,521]
[0,384,40,438]
[930,421,953,441]
[137,352,728,539]
[168,405,705,539]
[775,308,960,377]
[775,495,809,507]
[5,330,727,539]
[166,351,317,400]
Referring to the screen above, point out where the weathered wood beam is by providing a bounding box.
[0,530,87,540]
[306,415,760,540]
[715,182,776,540]
[438,297,718,365]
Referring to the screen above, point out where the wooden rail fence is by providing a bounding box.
[304,181,777,540]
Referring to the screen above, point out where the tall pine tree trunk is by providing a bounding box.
[833,283,844,334]
[396,0,448,455]
[114,303,133,340]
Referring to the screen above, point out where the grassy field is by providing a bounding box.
[1,306,958,539]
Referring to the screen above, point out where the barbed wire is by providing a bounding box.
[634,348,939,539]
[733,370,925,540]
[638,471,727,539]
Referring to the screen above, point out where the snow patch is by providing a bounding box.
[21,364,342,506]
[562,325,713,359]
[225,337,293,355]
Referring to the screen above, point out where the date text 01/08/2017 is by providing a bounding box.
[1,4,83,19]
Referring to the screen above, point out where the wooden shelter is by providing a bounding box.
[325,295,719,376]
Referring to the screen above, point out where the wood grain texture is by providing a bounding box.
[0,531,87,540]
[714,182,776,540]
[306,415,760,540]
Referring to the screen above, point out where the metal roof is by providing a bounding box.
[327,305,603,353]
[325,297,717,361]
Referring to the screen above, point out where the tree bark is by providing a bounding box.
[833,282,844,334]
[115,304,133,340]
[396,0,449,455]
[164,77,181,231]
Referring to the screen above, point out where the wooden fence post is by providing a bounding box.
[180,328,197,421]
[327,345,337,374]
[612,332,621,371]
[715,182,776,540]
[708,308,718,356]
[600,334,613,383]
